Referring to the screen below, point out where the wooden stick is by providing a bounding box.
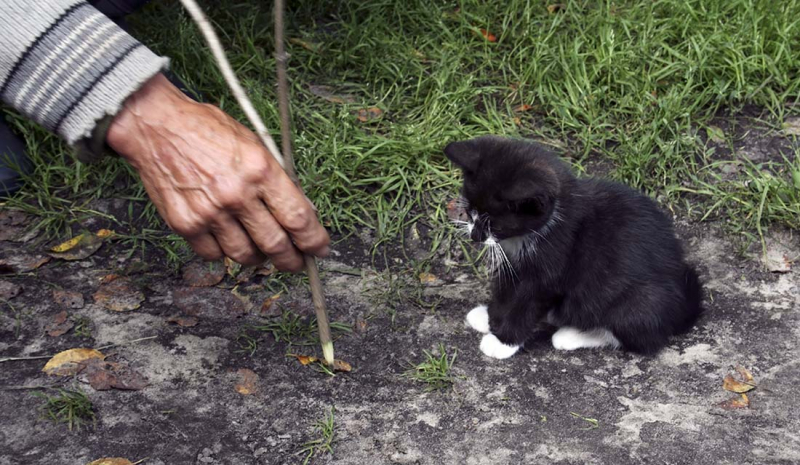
[177,0,335,366]
[273,0,334,366]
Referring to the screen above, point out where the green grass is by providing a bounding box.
[33,388,96,431]
[4,0,800,260]
[298,406,336,464]
[253,309,351,347]
[404,343,457,392]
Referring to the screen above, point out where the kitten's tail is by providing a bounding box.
[676,266,704,334]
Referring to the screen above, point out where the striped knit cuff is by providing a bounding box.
[0,1,169,145]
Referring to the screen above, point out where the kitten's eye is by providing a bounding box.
[508,199,541,216]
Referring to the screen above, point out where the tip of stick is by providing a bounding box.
[322,341,334,366]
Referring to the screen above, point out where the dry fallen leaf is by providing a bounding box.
[166,315,199,327]
[43,348,105,376]
[719,393,750,409]
[308,85,357,104]
[173,287,247,320]
[182,259,225,287]
[736,366,755,383]
[80,358,148,391]
[782,117,800,136]
[261,293,282,315]
[87,459,134,465]
[446,199,469,223]
[0,279,21,300]
[52,288,85,309]
[513,104,533,112]
[289,37,320,52]
[356,107,383,122]
[478,28,497,42]
[93,277,145,312]
[723,374,756,393]
[96,229,115,239]
[547,3,566,13]
[254,263,275,277]
[48,232,103,261]
[0,252,50,273]
[234,368,259,395]
[100,274,121,284]
[288,354,353,372]
[0,210,28,241]
[419,272,439,284]
[46,310,74,337]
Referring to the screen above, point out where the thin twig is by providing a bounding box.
[95,335,158,351]
[0,335,157,363]
[273,0,334,366]
[0,355,53,363]
[176,0,335,366]
[176,0,285,168]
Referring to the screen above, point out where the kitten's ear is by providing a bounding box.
[444,140,481,172]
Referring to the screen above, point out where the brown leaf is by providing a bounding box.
[46,310,75,337]
[231,286,257,313]
[308,85,357,104]
[719,393,750,409]
[173,287,246,320]
[42,348,105,376]
[96,229,115,239]
[782,116,800,136]
[87,459,135,465]
[260,293,282,315]
[290,354,316,365]
[0,253,50,273]
[80,358,148,391]
[289,354,352,372]
[0,280,22,300]
[513,104,533,112]
[419,272,439,284]
[479,28,497,42]
[234,266,257,283]
[93,277,145,312]
[0,210,29,241]
[48,233,103,261]
[52,288,85,309]
[333,359,352,372]
[723,372,756,393]
[547,4,566,13]
[166,315,199,327]
[356,107,383,122]
[289,37,320,52]
[182,259,225,287]
[355,318,368,334]
[254,263,275,277]
[234,368,259,395]
[736,366,755,383]
[100,274,121,284]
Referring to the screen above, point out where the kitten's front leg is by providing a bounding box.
[480,302,527,359]
[466,305,490,334]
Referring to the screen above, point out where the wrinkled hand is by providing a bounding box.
[107,74,330,271]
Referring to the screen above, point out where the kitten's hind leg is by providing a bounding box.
[551,327,621,351]
[466,305,490,334]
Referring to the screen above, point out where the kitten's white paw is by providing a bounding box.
[552,326,621,351]
[466,305,490,334]
[480,334,520,359]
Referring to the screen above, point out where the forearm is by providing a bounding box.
[0,0,168,146]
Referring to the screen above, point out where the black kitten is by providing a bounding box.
[444,136,702,357]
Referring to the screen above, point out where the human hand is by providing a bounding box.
[106,74,330,271]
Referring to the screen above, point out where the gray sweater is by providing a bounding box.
[0,0,169,145]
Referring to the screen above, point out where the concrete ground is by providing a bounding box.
[1,209,798,465]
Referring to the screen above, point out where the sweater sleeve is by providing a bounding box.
[0,0,169,145]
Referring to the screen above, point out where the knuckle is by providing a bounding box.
[283,207,313,232]
[260,233,289,254]
[171,218,204,237]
